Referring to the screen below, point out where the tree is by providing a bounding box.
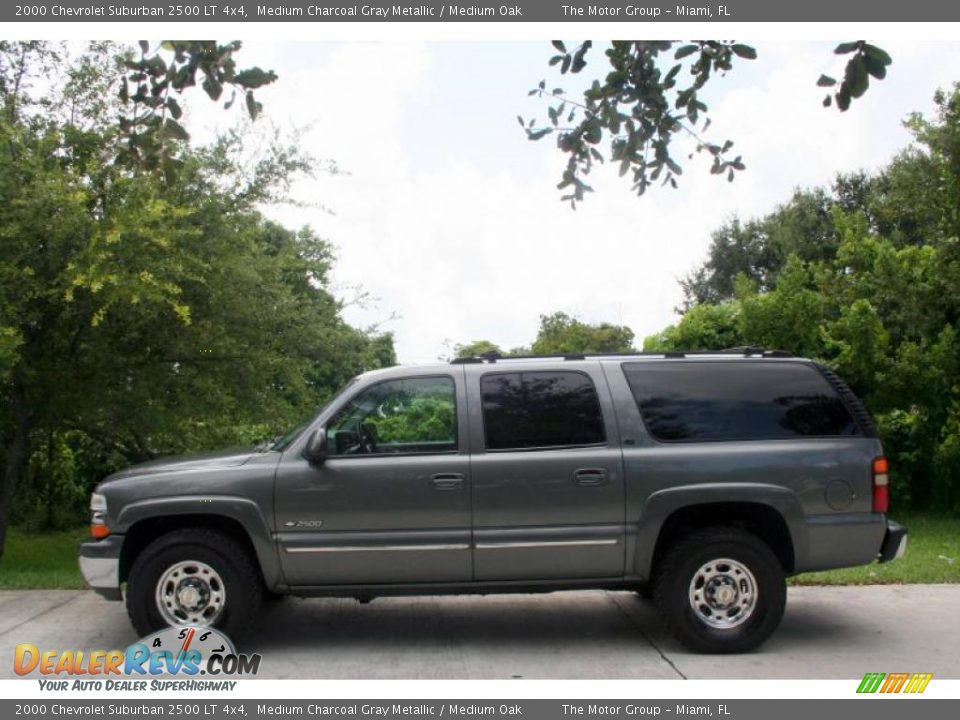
[531,312,635,355]
[524,41,891,206]
[450,340,503,359]
[0,44,392,552]
[115,41,277,178]
[679,188,838,308]
[645,86,960,513]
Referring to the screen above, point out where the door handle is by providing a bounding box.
[573,468,608,486]
[431,473,465,490]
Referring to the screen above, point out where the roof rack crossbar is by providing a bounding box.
[448,347,793,364]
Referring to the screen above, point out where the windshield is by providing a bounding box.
[267,377,360,452]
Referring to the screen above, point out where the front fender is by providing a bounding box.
[115,496,284,590]
[631,483,808,580]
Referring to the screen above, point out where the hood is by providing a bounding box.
[100,447,259,484]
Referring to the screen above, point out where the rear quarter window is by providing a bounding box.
[622,361,861,442]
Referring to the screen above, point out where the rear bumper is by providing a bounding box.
[77,535,124,601]
[878,520,908,564]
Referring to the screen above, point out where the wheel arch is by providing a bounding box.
[633,484,806,581]
[116,497,285,591]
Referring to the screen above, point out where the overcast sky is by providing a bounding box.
[191,40,960,363]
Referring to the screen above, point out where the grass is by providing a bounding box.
[0,515,957,590]
[0,526,87,589]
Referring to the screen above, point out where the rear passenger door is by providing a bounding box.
[465,363,626,581]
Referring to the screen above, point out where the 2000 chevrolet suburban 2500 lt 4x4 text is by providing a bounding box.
[79,350,908,653]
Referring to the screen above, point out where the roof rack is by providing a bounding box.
[449,347,793,364]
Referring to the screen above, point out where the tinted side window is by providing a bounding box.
[481,371,605,450]
[622,362,860,442]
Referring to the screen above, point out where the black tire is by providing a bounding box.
[126,528,263,640]
[653,527,786,654]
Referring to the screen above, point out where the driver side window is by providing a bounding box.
[326,376,458,456]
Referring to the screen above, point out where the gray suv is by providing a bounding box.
[79,350,907,653]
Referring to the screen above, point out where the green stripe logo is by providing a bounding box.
[857,673,886,693]
[857,672,932,694]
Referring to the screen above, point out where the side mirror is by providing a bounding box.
[303,428,328,465]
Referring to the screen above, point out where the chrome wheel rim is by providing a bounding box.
[688,557,758,629]
[155,560,225,626]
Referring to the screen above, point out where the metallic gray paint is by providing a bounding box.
[79,356,905,601]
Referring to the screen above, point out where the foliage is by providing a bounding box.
[452,313,635,359]
[530,312,635,354]
[116,41,277,178]
[646,86,960,514]
[525,41,890,206]
[366,395,456,444]
[0,43,393,546]
[450,339,503,359]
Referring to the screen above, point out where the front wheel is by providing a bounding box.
[653,527,786,653]
[126,528,263,639]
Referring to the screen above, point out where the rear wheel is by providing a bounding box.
[126,528,262,639]
[653,527,786,653]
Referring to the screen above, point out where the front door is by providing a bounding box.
[275,373,472,586]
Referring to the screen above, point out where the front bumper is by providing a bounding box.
[77,535,124,601]
[878,520,908,564]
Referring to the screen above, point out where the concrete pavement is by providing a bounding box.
[0,585,956,679]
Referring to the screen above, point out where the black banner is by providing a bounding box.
[1,700,958,720]
[4,0,960,23]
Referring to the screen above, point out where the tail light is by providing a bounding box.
[872,456,889,513]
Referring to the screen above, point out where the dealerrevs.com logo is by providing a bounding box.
[14,626,261,690]
[857,672,933,694]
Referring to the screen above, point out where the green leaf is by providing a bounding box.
[834,42,861,55]
[862,44,892,66]
[234,67,277,90]
[584,120,602,144]
[823,94,832,108]
[166,98,183,120]
[552,40,566,53]
[202,76,223,102]
[162,118,190,141]
[817,74,837,87]
[138,40,149,54]
[245,90,261,120]
[863,55,887,80]
[674,45,699,60]
[527,128,554,141]
[571,53,587,73]
[845,55,869,98]
[731,44,757,60]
